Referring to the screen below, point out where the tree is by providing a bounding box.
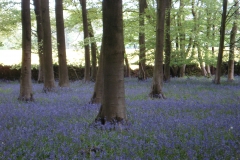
[55,0,70,87]
[228,0,239,81]
[90,43,103,104]
[18,0,33,101]
[80,0,91,82]
[95,0,127,124]
[42,0,55,91]
[88,19,98,81]
[33,0,44,83]
[192,0,207,76]
[164,0,171,82]
[178,0,186,77]
[138,0,147,80]
[149,0,166,99]
[214,0,228,84]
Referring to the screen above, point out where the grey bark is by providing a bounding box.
[149,0,166,99]
[55,0,70,87]
[214,0,228,84]
[19,0,33,101]
[95,0,127,123]
[33,0,44,83]
[42,0,55,91]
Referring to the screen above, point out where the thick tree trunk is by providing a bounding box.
[149,0,166,99]
[138,0,147,80]
[90,44,103,104]
[164,0,171,82]
[88,20,98,81]
[80,0,91,82]
[95,0,127,124]
[33,0,44,83]
[55,0,69,87]
[42,0,55,91]
[228,0,238,81]
[19,0,33,101]
[214,0,227,84]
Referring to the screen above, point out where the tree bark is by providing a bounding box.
[88,19,97,81]
[138,0,147,80]
[228,0,238,81]
[149,0,166,99]
[80,0,91,82]
[164,0,171,82]
[95,0,127,124]
[124,52,131,77]
[178,0,186,77]
[90,43,103,104]
[205,8,212,78]
[19,0,33,101]
[192,0,207,76]
[42,0,55,91]
[214,0,228,84]
[33,0,44,83]
[55,0,69,87]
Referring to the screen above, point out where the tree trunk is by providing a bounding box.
[206,65,211,78]
[80,0,91,82]
[205,8,212,78]
[214,0,227,84]
[124,52,131,77]
[138,0,147,80]
[55,0,69,87]
[88,19,97,81]
[149,0,166,99]
[192,0,207,77]
[228,0,238,81]
[33,0,44,83]
[90,44,103,104]
[42,0,55,91]
[164,0,171,82]
[197,46,207,76]
[95,0,127,124]
[178,0,186,77]
[19,0,33,101]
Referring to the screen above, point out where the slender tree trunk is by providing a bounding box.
[149,0,166,99]
[178,0,186,77]
[95,0,127,124]
[33,0,44,83]
[42,0,55,91]
[214,0,227,84]
[19,0,33,101]
[197,46,207,76]
[206,65,211,77]
[80,0,91,82]
[90,44,103,104]
[124,52,131,77]
[205,9,212,77]
[228,0,238,81]
[192,0,206,76]
[88,19,97,81]
[138,0,147,80]
[164,0,171,82]
[55,0,69,87]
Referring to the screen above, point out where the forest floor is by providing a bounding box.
[0,76,240,159]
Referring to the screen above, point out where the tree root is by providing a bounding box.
[91,115,129,131]
[18,94,34,101]
[149,92,166,99]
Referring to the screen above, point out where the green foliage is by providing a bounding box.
[0,0,239,67]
